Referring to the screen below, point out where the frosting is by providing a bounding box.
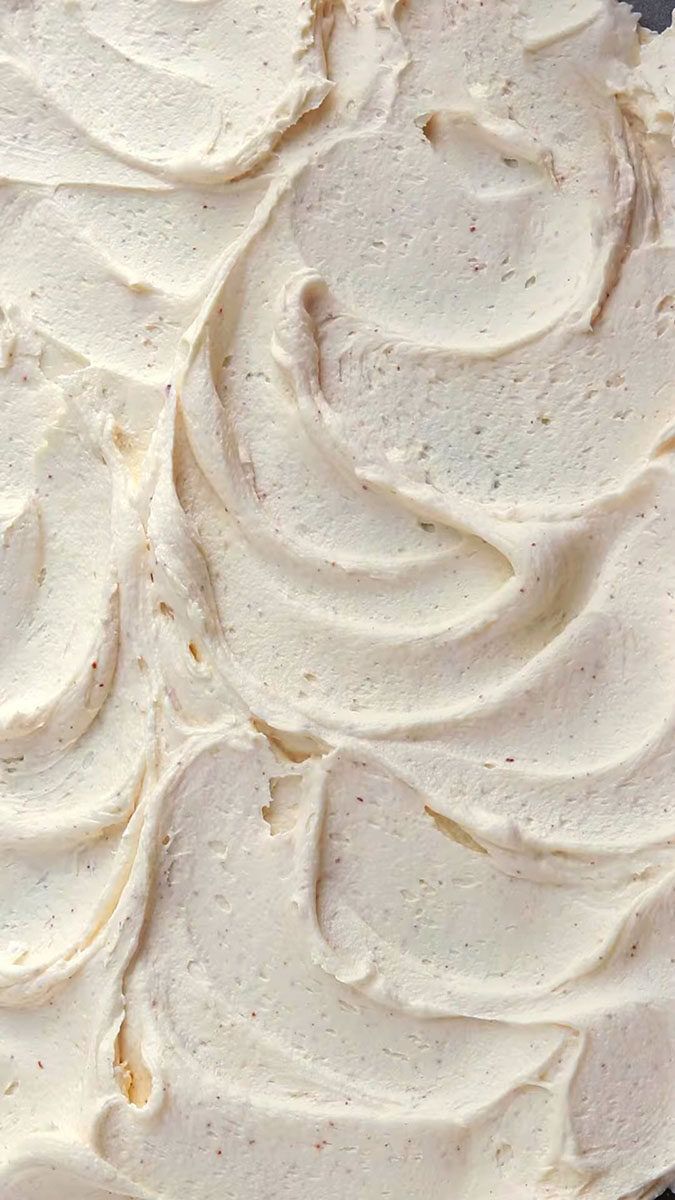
[1,1,675,1197]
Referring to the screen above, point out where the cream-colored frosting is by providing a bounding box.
[1,1,675,1197]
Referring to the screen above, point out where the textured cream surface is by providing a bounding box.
[1,1,675,1198]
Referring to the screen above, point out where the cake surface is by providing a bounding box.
[1,2,675,1198]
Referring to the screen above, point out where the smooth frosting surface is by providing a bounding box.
[2,1,675,1197]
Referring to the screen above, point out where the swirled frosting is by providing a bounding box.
[1,1,675,1197]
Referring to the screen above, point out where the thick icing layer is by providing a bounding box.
[1,2,675,1198]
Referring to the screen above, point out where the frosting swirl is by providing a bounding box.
[1,2,675,1198]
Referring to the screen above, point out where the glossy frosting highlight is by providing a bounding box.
[1,2,675,1198]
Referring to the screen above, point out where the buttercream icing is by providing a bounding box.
[1,2,675,1198]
